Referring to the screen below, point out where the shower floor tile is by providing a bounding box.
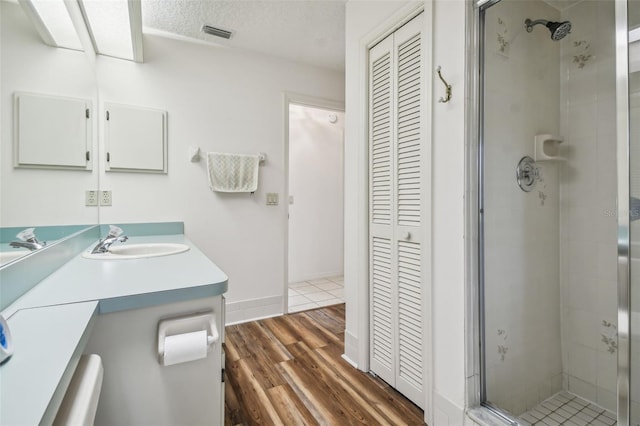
[518,392,616,426]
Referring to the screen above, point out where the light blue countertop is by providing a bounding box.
[0,301,99,426]
[0,231,228,425]
[4,234,228,317]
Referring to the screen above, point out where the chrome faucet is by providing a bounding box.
[91,225,128,254]
[9,228,45,251]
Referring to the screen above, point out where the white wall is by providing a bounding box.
[1,2,99,227]
[431,0,467,421]
[96,33,344,323]
[344,1,468,423]
[288,104,344,283]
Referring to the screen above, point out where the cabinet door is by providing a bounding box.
[105,103,167,173]
[14,92,92,170]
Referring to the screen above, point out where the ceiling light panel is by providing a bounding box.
[80,0,134,60]
[28,0,83,50]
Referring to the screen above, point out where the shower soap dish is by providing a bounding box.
[534,134,565,161]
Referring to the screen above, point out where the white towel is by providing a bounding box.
[206,152,260,193]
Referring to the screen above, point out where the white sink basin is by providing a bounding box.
[0,250,29,266]
[83,243,190,260]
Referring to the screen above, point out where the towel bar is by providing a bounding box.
[189,149,266,164]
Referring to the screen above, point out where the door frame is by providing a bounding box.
[356,2,433,423]
[282,92,345,314]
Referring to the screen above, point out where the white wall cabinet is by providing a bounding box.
[104,103,167,173]
[368,12,427,409]
[14,92,93,170]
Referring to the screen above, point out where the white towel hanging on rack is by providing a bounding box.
[206,152,260,193]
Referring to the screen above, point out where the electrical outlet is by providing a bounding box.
[85,190,98,206]
[100,190,112,206]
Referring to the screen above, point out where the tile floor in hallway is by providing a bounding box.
[518,391,617,426]
[288,275,344,312]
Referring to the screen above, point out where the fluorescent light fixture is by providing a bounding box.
[80,0,143,62]
[21,0,83,51]
[18,0,143,62]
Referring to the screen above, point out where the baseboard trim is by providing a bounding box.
[343,330,368,371]
[341,353,358,369]
[225,295,283,325]
[433,392,466,426]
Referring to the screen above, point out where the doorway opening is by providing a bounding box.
[285,99,345,313]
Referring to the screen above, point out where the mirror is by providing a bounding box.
[0,1,99,264]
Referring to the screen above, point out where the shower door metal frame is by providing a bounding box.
[615,1,630,425]
[475,0,518,425]
[473,0,523,422]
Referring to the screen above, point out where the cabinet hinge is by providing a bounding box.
[85,108,90,119]
[106,111,110,121]
[107,152,110,162]
[86,151,90,161]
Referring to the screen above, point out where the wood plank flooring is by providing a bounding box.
[224,304,426,426]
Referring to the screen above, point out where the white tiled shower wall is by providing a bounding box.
[558,0,619,413]
[483,0,563,415]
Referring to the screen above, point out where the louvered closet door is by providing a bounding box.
[369,33,396,388]
[369,12,425,409]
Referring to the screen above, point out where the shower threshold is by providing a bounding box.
[518,391,616,426]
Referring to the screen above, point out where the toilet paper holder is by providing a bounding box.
[157,311,219,364]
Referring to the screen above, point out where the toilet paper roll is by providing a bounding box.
[162,330,208,366]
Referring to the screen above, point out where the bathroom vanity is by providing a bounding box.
[0,223,228,425]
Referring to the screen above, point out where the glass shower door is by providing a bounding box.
[479,0,619,422]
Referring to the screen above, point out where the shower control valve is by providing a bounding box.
[516,156,539,192]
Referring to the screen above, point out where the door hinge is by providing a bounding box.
[221,368,225,383]
[106,111,110,121]
[107,152,110,162]
[86,151,90,161]
[85,108,90,119]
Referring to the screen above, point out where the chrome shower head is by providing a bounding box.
[525,18,572,41]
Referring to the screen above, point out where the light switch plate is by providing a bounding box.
[266,193,279,206]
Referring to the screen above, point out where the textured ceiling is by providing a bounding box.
[141,0,346,71]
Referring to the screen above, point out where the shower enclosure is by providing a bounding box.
[474,0,637,424]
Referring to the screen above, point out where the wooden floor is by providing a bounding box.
[224,304,426,426]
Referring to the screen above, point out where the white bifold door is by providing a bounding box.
[369,12,427,409]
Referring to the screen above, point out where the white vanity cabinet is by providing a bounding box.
[84,296,225,426]
[0,227,228,426]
